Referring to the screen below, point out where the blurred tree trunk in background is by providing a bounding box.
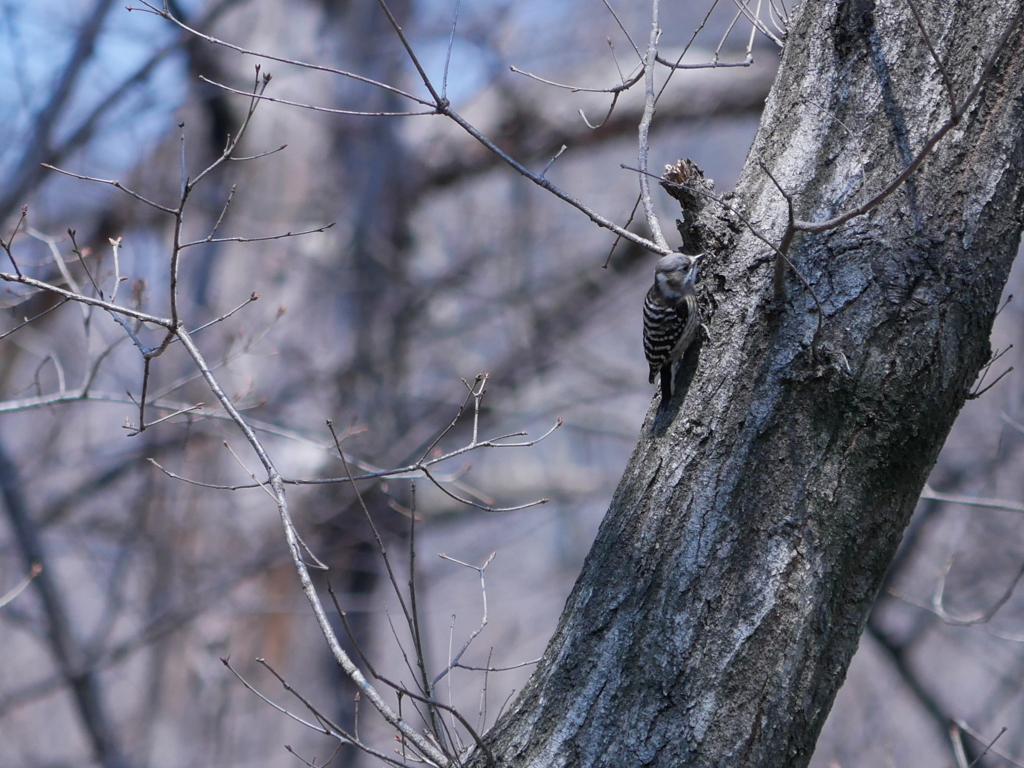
[476,2,1024,766]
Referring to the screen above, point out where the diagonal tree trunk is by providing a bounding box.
[473,1,1024,766]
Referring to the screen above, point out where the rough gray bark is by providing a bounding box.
[471,1,1024,766]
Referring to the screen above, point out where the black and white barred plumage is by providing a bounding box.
[643,253,703,402]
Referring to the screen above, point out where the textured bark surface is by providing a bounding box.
[471,1,1024,767]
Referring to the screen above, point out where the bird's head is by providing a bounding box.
[654,253,703,299]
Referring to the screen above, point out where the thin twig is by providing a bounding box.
[728,0,784,46]
[40,165,176,214]
[921,484,1024,514]
[431,553,495,686]
[950,721,970,768]
[602,0,642,61]
[107,236,123,303]
[221,658,334,734]
[890,556,1024,627]
[541,146,567,178]
[638,0,668,250]
[579,91,623,130]
[0,271,174,327]
[0,563,42,608]
[207,185,236,242]
[508,66,642,95]
[421,467,549,513]
[1,207,28,277]
[0,299,71,341]
[25,226,83,301]
[186,293,261,336]
[969,366,1013,400]
[418,375,483,462]
[603,194,642,268]
[228,145,288,162]
[955,720,1024,768]
[904,0,957,117]
[965,725,1008,768]
[456,657,542,673]
[375,0,444,107]
[132,0,432,107]
[180,222,335,248]
[654,55,752,70]
[654,0,726,103]
[124,402,202,437]
[441,0,462,101]
[198,76,435,117]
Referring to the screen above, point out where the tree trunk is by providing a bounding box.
[473,1,1024,766]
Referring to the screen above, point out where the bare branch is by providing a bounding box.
[508,66,643,95]
[421,467,549,513]
[0,206,28,278]
[130,0,433,107]
[40,164,177,214]
[728,0,784,47]
[0,563,42,608]
[955,720,1024,768]
[180,222,335,249]
[601,0,642,61]
[455,657,542,673]
[431,553,495,687]
[228,145,288,162]
[964,724,1009,768]
[891,555,1024,627]
[654,55,752,70]
[0,271,173,327]
[921,484,1024,514]
[638,0,667,251]
[198,77,435,117]
[0,298,71,341]
[124,402,203,437]
[905,0,957,116]
[441,0,462,100]
[374,0,445,107]
[221,657,335,735]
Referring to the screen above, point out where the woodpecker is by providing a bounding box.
[643,253,703,403]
